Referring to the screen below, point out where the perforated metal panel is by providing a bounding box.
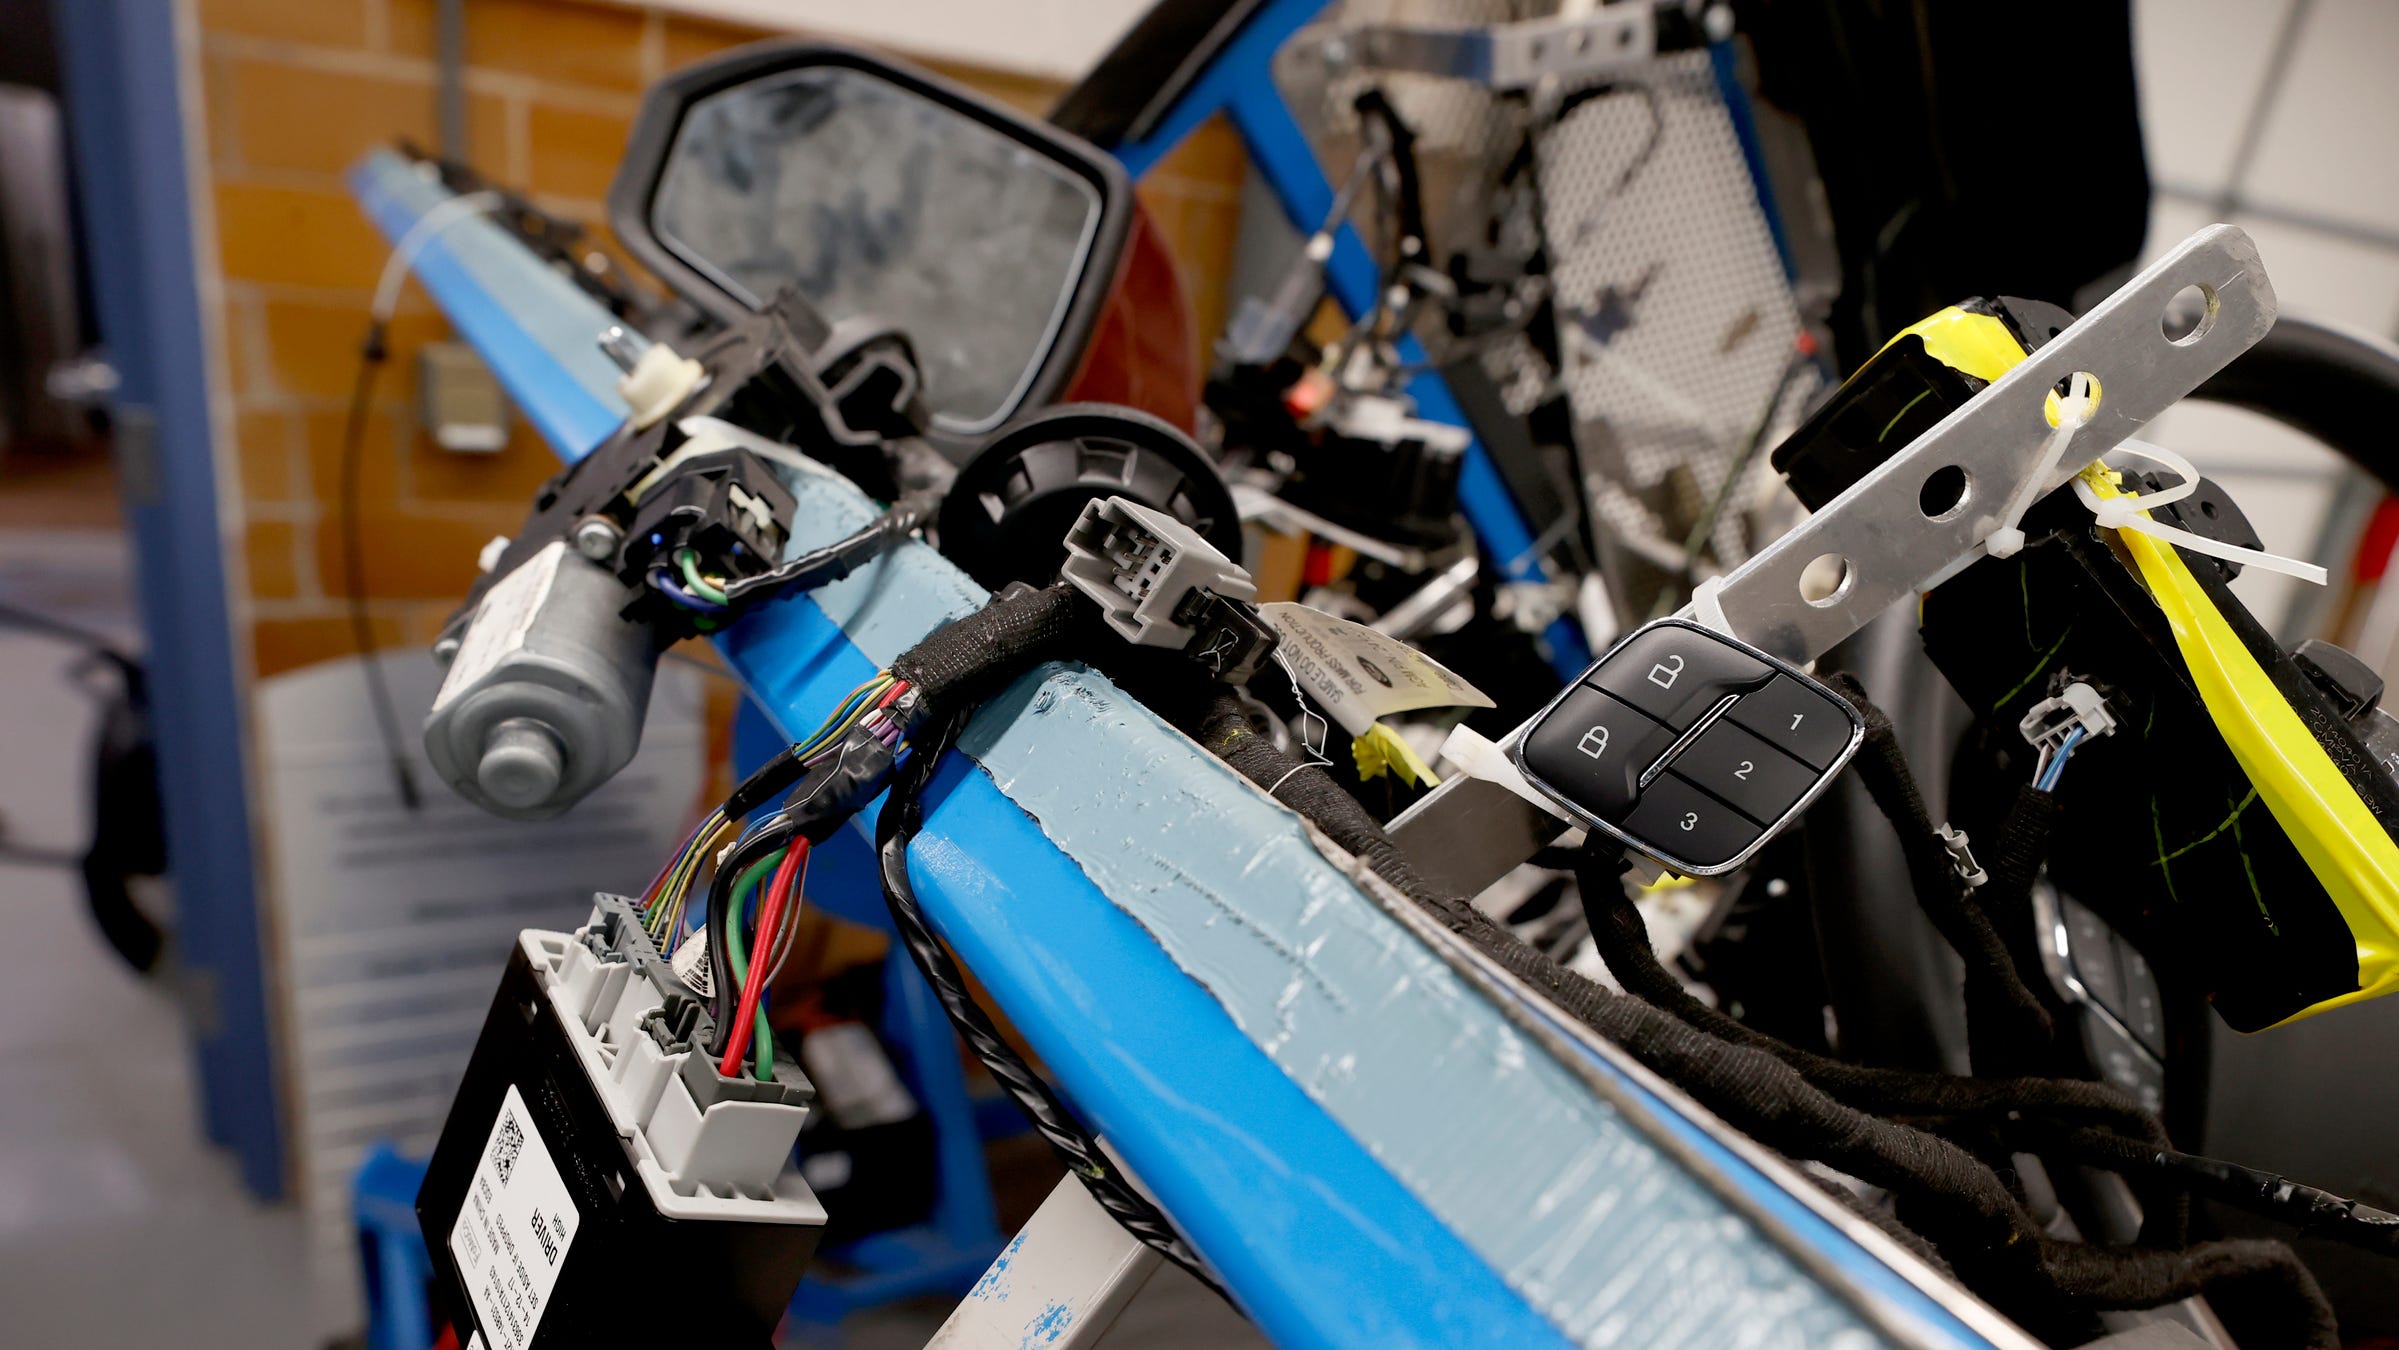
[1275,3,1809,575]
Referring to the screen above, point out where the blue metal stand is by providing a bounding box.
[1102,0,1594,678]
[354,1144,438,1350]
[53,0,284,1196]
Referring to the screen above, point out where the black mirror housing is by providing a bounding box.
[607,41,1134,457]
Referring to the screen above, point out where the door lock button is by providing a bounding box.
[1518,687,1679,823]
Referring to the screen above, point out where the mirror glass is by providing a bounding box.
[652,65,1103,433]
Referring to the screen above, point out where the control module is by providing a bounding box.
[1514,618,1864,874]
[418,894,826,1349]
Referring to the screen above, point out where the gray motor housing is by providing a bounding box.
[424,540,657,819]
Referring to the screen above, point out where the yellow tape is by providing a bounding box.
[2088,468,2399,1025]
[1876,305,2082,425]
[1879,306,2028,382]
[1353,723,1440,788]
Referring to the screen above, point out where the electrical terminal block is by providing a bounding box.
[1062,497,1278,682]
[419,893,823,1347]
[2018,679,2118,754]
[544,894,815,1197]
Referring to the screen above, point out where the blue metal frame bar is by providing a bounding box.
[354,150,2012,1350]
[55,0,285,1196]
[1103,0,1594,676]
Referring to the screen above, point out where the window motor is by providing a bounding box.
[423,289,934,819]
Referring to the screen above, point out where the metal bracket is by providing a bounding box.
[1324,8,1661,90]
[1713,225,2275,664]
[1391,226,2279,895]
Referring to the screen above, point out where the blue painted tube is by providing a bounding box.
[348,151,630,459]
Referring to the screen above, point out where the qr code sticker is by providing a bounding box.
[488,1111,525,1186]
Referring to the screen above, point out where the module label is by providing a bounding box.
[450,1084,581,1350]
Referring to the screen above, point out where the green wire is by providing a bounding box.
[722,849,784,1081]
[676,547,729,604]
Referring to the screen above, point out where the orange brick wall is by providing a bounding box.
[193,0,1249,680]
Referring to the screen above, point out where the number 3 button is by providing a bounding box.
[1623,775,1764,870]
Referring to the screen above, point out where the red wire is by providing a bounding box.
[875,679,909,710]
[719,837,807,1077]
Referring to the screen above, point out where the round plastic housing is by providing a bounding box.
[936,403,1241,591]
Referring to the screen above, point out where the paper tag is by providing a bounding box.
[670,926,713,998]
[449,1084,581,1350]
[1260,602,1494,736]
[434,541,566,713]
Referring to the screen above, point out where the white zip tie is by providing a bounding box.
[2071,440,2329,585]
[1985,371,2096,559]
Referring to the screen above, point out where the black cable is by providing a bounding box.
[876,710,1223,1294]
[0,595,132,656]
[1820,672,2056,1072]
[704,811,795,1043]
[718,490,939,604]
[340,325,421,811]
[1572,866,2168,1148]
[2026,1123,2399,1257]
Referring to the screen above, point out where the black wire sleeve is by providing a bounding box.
[1821,672,2057,1072]
[875,710,1223,1294]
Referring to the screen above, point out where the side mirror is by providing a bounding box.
[608,43,1133,452]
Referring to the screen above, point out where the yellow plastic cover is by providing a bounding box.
[2086,468,2399,1024]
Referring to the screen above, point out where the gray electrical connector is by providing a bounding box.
[1062,496,1256,649]
[544,894,822,1206]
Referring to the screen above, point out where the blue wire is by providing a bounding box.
[650,568,728,614]
[2037,726,2086,792]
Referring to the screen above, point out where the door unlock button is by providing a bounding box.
[1588,625,1772,730]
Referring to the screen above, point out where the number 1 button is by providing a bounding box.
[1725,676,1855,770]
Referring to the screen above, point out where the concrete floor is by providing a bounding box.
[0,526,318,1348]
[0,522,1259,1349]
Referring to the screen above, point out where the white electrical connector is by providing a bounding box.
[2018,680,2117,754]
[1061,496,1256,649]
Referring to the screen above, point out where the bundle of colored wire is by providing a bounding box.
[640,807,734,945]
[2034,726,2086,793]
[634,670,907,949]
[720,838,807,1079]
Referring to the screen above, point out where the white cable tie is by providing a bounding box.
[1986,371,2095,560]
[2071,441,2329,586]
[371,189,505,325]
[1689,575,1733,636]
